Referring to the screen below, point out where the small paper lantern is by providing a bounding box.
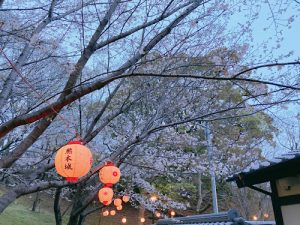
[170,210,176,216]
[116,205,123,211]
[140,218,145,223]
[98,187,113,205]
[114,198,122,207]
[110,210,116,216]
[122,195,130,203]
[155,211,161,218]
[121,217,127,223]
[103,210,109,216]
[55,141,93,182]
[99,161,121,186]
[150,195,157,202]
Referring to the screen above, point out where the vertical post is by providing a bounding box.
[196,172,203,212]
[270,180,284,225]
[205,122,219,213]
[152,212,155,224]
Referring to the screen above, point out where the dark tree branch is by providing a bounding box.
[0,0,4,8]
[54,188,62,225]
[0,0,121,168]
[1,59,299,140]
[85,79,124,137]
[0,0,202,140]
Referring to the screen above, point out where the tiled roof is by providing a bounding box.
[154,209,275,225]
[227,151,300,186]
[246,222,275,225]
[159,223,232,225]
[156,210,248,225]
[157,223,275,225]
[155,222,275,225]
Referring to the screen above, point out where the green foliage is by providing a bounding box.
[183,145,206,155]
[238,112,277,143]
[153,176,197,202]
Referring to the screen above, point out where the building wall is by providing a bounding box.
[281,204,300,225]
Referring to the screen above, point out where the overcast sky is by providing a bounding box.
[227,1,300,156]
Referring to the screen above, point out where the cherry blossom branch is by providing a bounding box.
[0,0,203,140]
[0,60,298,140]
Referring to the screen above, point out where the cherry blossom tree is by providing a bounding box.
[0,1,299,224]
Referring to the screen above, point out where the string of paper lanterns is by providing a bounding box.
[96,160,132,223]
[115,211,149,223]
[101,193,175,223]
[114,198,122,207]
[98,161,121,206]
[98,186,114,206]
[55,143,135,223]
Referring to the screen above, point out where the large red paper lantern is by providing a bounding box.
[99,161,121,186]
[55,141,93,182]
[114,198,122,207]
[98,187,114,205]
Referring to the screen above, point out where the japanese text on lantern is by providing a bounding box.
[65,148,73,170]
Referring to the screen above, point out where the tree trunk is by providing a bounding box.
[77,214,86,225]
[31,191,40,212]
[0,117,54,168]
[196,172,203,212]
[0,16,52,109]
[54,188,62,225]
[0,190,19,213]
[67,186,84,225]
[67,212,80,225]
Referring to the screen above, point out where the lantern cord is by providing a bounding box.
[92,159,115,174]
[92,160,114,174]
[0,48,81,140]
[0,49,119,177]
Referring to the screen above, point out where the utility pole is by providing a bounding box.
[205,122,219,213]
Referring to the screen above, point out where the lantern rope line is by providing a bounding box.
[0,45,124,188]
[0,48,107,183]
[0,47,109,163]
[0,48,80,139]
[92,160,113,174]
